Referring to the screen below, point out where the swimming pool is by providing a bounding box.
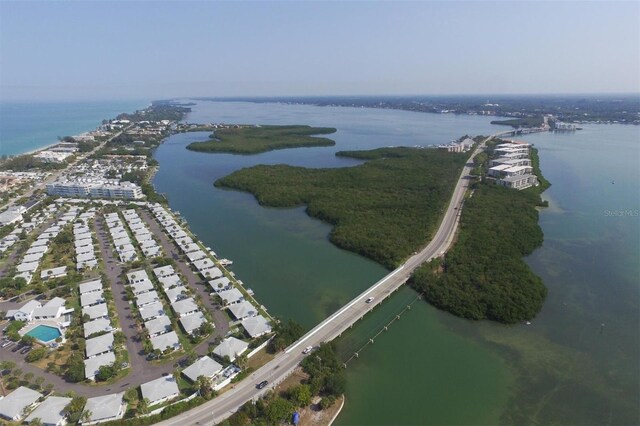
[25,325,62,343]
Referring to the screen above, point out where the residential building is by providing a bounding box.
[212,337,249,362]
[241,315,272,338]
[25,396,72,426]
[0,386,42,421]
[81,393,126,425]
[181,356,222,382]
[140,376,180,406]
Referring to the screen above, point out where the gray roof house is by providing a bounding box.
[139,301,165,321]
[126,269,150,284]
[241,315,272,338]
[25,396,72,426]
[84,351,116,380]
[212,337,249,362]
[130,280,154,295]
[150,330,181,352]
[171,298,199,317]
[208,277,231,293]
[179,311,207,335]
[80,290,105,307]
[83,317,113,338]
[85,332,114,358]
[81,392,126,425]
[144,315,172,337]
[217,287,244,305]
[140,376,180,406]
[79,279,103,294]
[228,300,258,321]
[164,285,188,303]
[182,356,223,382]
[158,275,181,290]
[135,290,160,307]
[0,386,42,421]
[153,265,175,278]
[82,303,109,320]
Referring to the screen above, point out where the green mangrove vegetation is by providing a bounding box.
[410,181,547,323]
[186,125,337,155]
[215,147,469,268]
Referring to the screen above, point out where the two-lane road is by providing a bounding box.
[159,133,504,426]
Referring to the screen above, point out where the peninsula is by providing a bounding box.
[186,125,337,154]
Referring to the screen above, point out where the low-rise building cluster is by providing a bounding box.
[488,141,539,190]
[104,212,138,263]
[15,205,80,284]
[121,208,162,258]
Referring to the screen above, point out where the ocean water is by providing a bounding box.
[0,100,146,156]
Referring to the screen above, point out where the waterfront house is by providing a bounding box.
[208,277,231,293]
[241,315,272,338]
[186,250,207,262]
[217,287,244,306]
[228,300,258,320]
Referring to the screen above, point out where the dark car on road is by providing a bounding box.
[256,380,268,389]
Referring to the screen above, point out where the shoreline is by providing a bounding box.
[327,395,345,426]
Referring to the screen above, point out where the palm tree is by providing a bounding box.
[81,409,93,423]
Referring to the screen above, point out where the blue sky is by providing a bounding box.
[1,1,638,101]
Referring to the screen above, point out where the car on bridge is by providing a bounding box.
[366,297,375,303]
[302,346,313,354]
[256,380,268,389]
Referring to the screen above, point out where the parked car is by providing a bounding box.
[20,346,32,354]
[256,380,268,389]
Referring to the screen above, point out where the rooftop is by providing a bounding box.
[182,356,223,382]
[0,386,42,420]
[140,376,180,406]
[212,336,249,361]
[83,392,126,424]
[25,396,72,425]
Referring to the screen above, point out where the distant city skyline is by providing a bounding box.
[1,1,638,101]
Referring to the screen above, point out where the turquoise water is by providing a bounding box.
[26,325,62,342]
[0,100,146,156]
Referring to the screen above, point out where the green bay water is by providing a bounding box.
[152,101,640,425]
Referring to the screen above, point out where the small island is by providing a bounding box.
[186,125,337,154]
